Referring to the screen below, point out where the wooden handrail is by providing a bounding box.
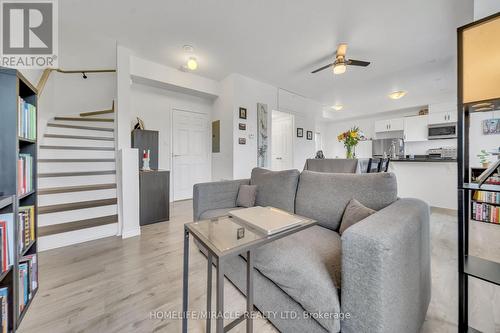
[36,68,116,96]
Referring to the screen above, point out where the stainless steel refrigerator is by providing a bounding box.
[372,138,404,158]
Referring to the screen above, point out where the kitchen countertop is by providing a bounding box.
[390,158,457,163]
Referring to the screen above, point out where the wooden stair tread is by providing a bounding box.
[44,134,114,141]
[47,123,114,132]
[39,183,116,195]
[40,145,115,151]
[39,170,116,178]
[54,116,114,122]
[39,198,117,214]
[38,158,115,163]
[79,109,114,117]
[38,214,118,236]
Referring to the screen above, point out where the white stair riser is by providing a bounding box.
[52,119,114,128]
[39,149,115,159]
[38,189,117,206]
[38,204,118,226]
[42,137,115,148]
[39,174,116,188]
[38,223,118,251]
[38,162,116,173]
[46,125,115,138]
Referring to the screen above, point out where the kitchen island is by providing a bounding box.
[389,158,457,210]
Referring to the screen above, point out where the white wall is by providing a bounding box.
[474,0,500,20]
[130,81,214,173]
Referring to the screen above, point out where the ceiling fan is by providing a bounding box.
[311,43,370,75]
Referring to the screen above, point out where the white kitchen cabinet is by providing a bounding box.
[403,115,428,142]
[375,118,404,132]
[428,111,456,124]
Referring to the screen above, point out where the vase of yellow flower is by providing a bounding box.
[337,127,361,159]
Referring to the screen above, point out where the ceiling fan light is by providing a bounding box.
[333,63,346,75]
[187,57,198,70]
[331,104,343,111]
[388,90,407,100]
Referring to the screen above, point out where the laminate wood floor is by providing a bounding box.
[17,201,500,333]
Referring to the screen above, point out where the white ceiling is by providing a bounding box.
[60,0,474,120]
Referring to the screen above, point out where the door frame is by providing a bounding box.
[171,108,211,201]
[271,110,295,171]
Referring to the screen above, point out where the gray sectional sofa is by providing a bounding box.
[193,168,431,333]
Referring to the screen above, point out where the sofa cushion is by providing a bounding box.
[250,168,300,213]
[253,225,341,332]
[199,207,244,220]
[339,198,376,235]
[236,185,258,208]
[295,171,398,231]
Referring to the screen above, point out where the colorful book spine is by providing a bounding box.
[18,254,37,314]
[17,154,33,195]
[0,287,8,333]
[472,201,500,223]
[18,206,35,254]
[17,97,36,140]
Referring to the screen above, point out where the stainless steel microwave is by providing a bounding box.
[428,123,457,140]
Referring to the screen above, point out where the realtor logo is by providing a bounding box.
[0,0,58,68]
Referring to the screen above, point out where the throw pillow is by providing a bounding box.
[339,198,376,235]
[236,185,258,208]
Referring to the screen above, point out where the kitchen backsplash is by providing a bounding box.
[404,139,457,156]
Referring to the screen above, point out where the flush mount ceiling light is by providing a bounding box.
[388,90,407,100]
[186,57,198,70]
[183,45,194,52]
[331,104,343,111]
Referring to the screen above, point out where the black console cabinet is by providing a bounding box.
[139,170,170,225]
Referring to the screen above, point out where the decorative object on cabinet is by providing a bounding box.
[212,120,220,153]
[257,103,268,167]
[457,12,500,333]
[297,128,303,137]
[419,108,429,115]
[239,107,247,119]
[139,170,170,225]
[131,129,159,170]
[239,138,246,145]
[133,117,145,130]
[306,130,313,140]
[482,118,500,135]
[337,127,361,159]
[239,123,246,131]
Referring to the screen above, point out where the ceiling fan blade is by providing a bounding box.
[311,63,334,74]
[346,59,370,67]
[336,43,348,57]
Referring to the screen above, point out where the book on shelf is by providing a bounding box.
[17,154,33,196]
[18,206,35,254]
[18,254,37,314]
[0,214,14,273]
[0,287,8,333]
[17,97,36,140]
[472,201,500,223]
[473,191,500,204]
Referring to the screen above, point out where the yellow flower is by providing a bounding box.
[350,131,357,138]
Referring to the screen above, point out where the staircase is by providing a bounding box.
[37,106,119,251]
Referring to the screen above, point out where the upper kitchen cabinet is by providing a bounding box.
[374,118,404,132]
[428,111,457,124]
[403,115,428,142]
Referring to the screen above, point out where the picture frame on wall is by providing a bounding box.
[297,128,304,137]
[306,130,313,140]
[239,107,247,119]
[483,118,500,135]
[239,137,246,145]
[239,123,246,130]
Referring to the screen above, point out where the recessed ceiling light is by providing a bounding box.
[183,45,194,52]
[331,104,343,111]
[186,57,198,70]
[388,90,407,100]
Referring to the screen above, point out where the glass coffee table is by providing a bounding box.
[182,213,316,333]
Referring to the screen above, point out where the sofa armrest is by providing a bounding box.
[341,198,431,333]
[193,179,250,221]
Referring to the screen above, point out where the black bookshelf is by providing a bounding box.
[457,12,500,333]
[0,68,39,332]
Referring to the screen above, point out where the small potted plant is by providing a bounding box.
[477,149,490,168]
[337,127,361,159]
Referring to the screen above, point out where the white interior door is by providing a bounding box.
[172,110,210,201]
[272,112,294,170]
